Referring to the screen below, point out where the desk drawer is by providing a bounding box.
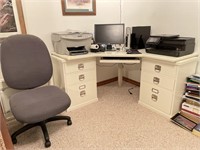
[65,58,96,74]
[65,70,96,85]
[67,81,97,107]
[141,71,175,91]
[142,59,176,77]
[140,81,172,114]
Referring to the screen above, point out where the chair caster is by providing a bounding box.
[45,140,51,148]
[67,119,72,126]
[12,137,17,144]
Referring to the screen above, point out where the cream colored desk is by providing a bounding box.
[51,50,198,118]
[52,50,143,87]
[0,50,198,119]
[0,49,198,146]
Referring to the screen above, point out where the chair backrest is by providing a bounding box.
[1,34,53,90]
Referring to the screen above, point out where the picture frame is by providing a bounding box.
[61,0,96,16]
[171,113,197,131]
[0,0,26,39]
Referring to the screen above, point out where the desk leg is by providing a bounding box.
[118,63,123,86]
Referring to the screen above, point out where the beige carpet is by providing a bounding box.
[8,82,200,150]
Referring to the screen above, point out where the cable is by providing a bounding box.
[128,85,137,95]
[128,87,134,95]
[119,0,122,23]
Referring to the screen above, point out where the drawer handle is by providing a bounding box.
[79,74,85,81]
[79,85,86,90]
[151,94,158,102]
[80,90,86,97]
[153,77,160,85]
[154,65,161,73]
[78,63,84,70]
[152,88,159,94]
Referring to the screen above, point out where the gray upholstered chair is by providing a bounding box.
[0,34,72,148]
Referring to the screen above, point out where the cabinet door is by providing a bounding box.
[65,59,96,74]
[140,81,172,114]
[141,71,175,91]
[66,81,97,107]
[142,59,177,78]
[65,70,96,86]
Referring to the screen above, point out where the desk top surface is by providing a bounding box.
[51,49,199,63]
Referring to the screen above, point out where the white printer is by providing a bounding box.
[51,31,92,55]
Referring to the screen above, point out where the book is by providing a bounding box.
[181,102,200,116]
[171,113,197,131]
[182,95,200,107]
[185,92,200,101]
[186,82,200,91]
[193,74,200,79]
[180,110,200,124]
[192,123,200,137]
[186,90,200,96]
[187,75,200,84]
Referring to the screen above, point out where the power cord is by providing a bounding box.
[128,87,134,95]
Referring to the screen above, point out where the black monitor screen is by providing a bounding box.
[130,26,151,49]
[94,24,125,45]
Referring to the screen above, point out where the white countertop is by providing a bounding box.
[51,49,199,63]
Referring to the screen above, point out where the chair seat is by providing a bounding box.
[10,86,71,124]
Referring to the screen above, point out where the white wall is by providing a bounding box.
[22,0,122,82]
[21,0,200,82]
[122,0,200,81]
[147,0,200,73]
[22,0,122,51]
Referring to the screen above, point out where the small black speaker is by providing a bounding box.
[125,27,131,48]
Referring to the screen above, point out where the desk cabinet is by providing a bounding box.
[51,56,98,110]
[139,57,198,117]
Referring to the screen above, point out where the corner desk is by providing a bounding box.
[0,49,197,147]
[51,49,198,118]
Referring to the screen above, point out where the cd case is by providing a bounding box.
[171,113,197,131]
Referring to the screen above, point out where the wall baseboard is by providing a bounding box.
[123,77,140,87]
[97,77,118,86]
[97,77,140,87]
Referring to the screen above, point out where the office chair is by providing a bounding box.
[0,34,72,148]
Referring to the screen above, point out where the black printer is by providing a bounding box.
[145,34,195,57]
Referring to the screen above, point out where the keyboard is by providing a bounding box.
[126,49,141,54]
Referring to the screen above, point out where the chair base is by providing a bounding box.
[11,115,72,148]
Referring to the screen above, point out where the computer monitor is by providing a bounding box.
[94,24,125,50]
[130,26,151,49]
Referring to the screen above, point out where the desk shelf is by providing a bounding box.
[100,59,140,64]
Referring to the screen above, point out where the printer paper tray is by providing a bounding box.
[69,51,88,56]
[146,48,194,57]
